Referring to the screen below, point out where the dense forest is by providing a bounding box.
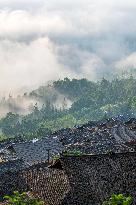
[1,76,136,141]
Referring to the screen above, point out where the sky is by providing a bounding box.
[0,0,136,94]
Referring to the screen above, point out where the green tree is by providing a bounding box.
[103,194,132,205]
[4,191,44,205]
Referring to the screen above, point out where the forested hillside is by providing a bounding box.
[1,77,136,141]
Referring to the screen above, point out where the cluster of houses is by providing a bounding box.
[0,117,136,204]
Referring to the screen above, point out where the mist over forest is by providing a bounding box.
[1,76,136,142]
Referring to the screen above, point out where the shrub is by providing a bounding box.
[102,194,132,205]
[53,155,60,160]
[4,191,44,205]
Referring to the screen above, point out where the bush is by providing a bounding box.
[4,191,44,205]
[102,194,132,205]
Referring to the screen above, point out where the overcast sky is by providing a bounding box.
[0,0,136,94]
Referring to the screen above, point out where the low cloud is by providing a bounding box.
[0,0,136,94]
[115,53,136,78]
[0,37,77,94]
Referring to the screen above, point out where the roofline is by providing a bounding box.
[60,151,136,159]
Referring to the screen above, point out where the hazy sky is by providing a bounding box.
[0,0,136,93]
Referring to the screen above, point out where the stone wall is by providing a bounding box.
[61,152,136,205]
